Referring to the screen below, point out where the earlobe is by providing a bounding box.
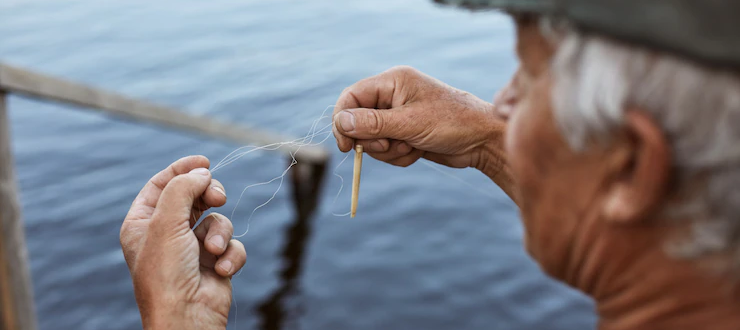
[493,68,522,119]
[602,110,671,223]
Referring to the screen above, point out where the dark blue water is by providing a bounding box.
[1,0,596,329]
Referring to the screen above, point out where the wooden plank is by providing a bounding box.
[0,92,37,330]
[0,63,329,163]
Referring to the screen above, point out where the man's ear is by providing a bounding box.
[602,110,672,223]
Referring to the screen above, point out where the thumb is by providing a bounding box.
[334,107,414,141]
[150,168,212,238]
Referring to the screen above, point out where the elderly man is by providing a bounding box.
[122,0,740,329]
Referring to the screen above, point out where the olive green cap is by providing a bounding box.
[435,0,740,70]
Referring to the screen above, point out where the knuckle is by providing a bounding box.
[205,213,234,236]
[337,88,351,105]
[168,174,191,188]
[389,65,420,82]
[188,155,210,167]
[337,86,360,110]
[168,174,203,194]
[388,65,415,75]
[365,110,383,135]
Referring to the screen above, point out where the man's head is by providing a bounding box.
[465,4,740,286]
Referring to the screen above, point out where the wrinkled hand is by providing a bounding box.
[121,155,246,330]
[333,66,505,172]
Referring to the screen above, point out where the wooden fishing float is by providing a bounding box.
[351,144,363,217]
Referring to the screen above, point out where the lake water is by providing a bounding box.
[0,0,596,329]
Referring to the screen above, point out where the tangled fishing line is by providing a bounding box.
[209,105,351,238]
[208,105,500,239]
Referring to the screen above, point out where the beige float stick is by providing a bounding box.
[351,144,364,218]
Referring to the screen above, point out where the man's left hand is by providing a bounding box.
[121,155,246,330]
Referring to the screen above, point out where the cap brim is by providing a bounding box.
[433,0,556,12]
[433,0,740,71]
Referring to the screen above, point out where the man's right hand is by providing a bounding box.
[332,66,512,197]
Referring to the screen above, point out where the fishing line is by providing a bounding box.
[230,294,238,330]
[211,105,337,237]
[330,152,353,217]
[212,105,501,238]
[214,105,501,330]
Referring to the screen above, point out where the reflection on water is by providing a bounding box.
[257,161,326,330]
[256,211,309,330]
[1,0,597,329]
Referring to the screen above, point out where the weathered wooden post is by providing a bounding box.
[0,92,37,330]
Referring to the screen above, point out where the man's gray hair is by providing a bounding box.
[542,20,740,270]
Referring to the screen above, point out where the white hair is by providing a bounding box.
[541,20,740,270]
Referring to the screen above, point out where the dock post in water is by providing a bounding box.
[257,159,327,330]
[291,160,328,221]
[0,92,38,330]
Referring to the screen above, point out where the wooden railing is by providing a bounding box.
[0,62,330,330]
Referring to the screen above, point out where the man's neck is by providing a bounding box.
[571,221,740,330]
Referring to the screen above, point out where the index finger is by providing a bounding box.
[125,155,210,221]
[335,72,397,113]
[334,68,402,152]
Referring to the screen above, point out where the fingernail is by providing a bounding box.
[219,260,233,274]
[369,140,385,152]
[209,235,226,250]
[211,185,226,197]
[189,168,210,176]
[336,111,355,132]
